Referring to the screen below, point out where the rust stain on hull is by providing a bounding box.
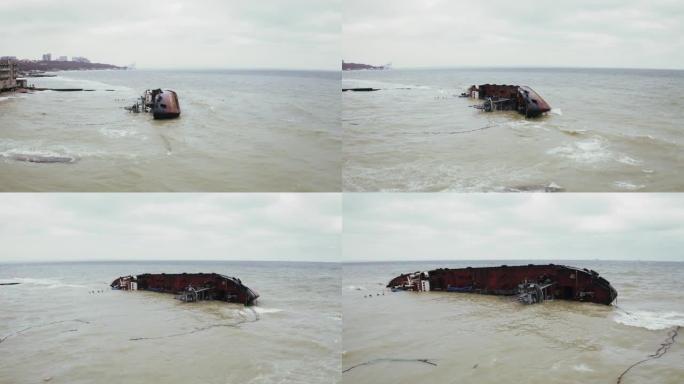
[388,264,617,305]
[126,89,181,119]
[466,84,552,117]
[111,273,259,305]
[150,89,181,119]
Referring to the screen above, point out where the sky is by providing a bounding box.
[0,0,340,70]
[343,194,684,262]
[0,194,341,263]
[343,0,684,69]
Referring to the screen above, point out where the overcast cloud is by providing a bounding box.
[343,0,684,69]
[0,194,341,263]
[344,194,684,262]
[0,0,340,69]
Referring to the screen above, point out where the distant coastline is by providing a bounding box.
[16,60,127,72]
[342,61,388,71]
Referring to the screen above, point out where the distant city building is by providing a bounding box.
[0,59,18,91]
[0,56,17,61]
[72,56,90,63]
[42,53,52,61]
[58,56,68,61]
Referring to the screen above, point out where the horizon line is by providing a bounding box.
[343,63,684,71]
[2,259,681,264]
[342,258,683,263]
[0,259,341,264]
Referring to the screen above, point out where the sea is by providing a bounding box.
[0,261,341,384]
[0,69,341,191]
[342,68,684,192]
[342,260,684,384]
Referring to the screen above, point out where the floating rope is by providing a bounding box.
[343,358,437,373]
[0,319,91,345]
[413,116,501,135]
[616,325,680,384]
[130,307,259,341]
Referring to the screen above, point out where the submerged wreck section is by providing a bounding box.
[388,264,617,305]
[464,84,551,117]
[126,89,181,119]
[111,273,259,305]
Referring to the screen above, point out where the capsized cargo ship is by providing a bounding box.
[125,89,181,119]
[388,264,617,305]
[147,89,181,119]
[464,84,551,117]
[111,273,259,305]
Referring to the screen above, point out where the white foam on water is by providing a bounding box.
[507,120,532,128]
[560,128,588,136]
[547,138,612,164]
[345,285,367,291]
[550,108,563,116]
[617,155,642,166]
[614,309,684,330]
[1,148,64,156]
[613,181,645,191]
[99,128,137,138]
[0,147,80,163]
[0,94,27,102]
[52,75,132,91]
[0,139,134,161]
[4,277,86,289]
[252,307,284,314]
[572,364,594,372]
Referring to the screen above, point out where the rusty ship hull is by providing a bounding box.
[388,264,617,305]
[467,84,551,117]
[150,89,180,119]
[111,273,259,305]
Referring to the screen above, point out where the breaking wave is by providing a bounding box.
[251,307,284,314]
[546,138,612,164]
[613,309,684,331]
[50,75,132,91]
[613,181,645,191]
[0,149,79,164]
[2,277,86,289]
[0,95,26,102]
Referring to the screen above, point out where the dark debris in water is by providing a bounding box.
[616,325,680,384]
[5,154,79,164]
[129,307,260,342]
[343,358,438,373]
[0,319,91,345]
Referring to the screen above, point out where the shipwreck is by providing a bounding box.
[388,264,617,305]
[111,273,259,305]
[126,89,181,119]
[463,84,551,117]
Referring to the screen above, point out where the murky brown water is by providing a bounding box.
[0,261,341,384]
[342,261,684,384]
[343,68,684,192]
[0,70,341,192]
